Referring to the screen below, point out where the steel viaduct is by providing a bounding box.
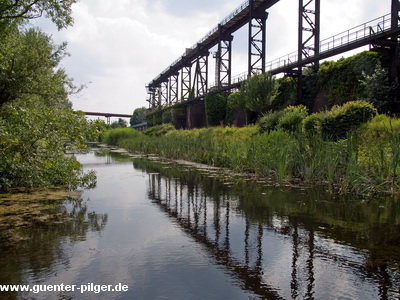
[83,111,132,124]
[146,0,400,121]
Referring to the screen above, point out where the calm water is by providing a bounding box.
[1,152,400,299]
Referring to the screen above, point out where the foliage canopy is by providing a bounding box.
[0,4,104,191]
[240,73,279,114]
[0,0,76,29]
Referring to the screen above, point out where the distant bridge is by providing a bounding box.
[83,111,131,124]
[147,0,400,107]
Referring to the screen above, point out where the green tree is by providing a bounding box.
[0,25,79,108]
[0,20,100,191]
[130,107,147,126]
[227,92,245,110]
[360,61,398,112]
[0,0,76,30]
[110,118,128,128]
[0,101,100,190]
[241,73,279,116]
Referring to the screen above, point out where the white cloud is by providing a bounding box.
[34,0,390,117]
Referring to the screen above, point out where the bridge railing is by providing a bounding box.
[265,50,298,73]
[220,0,250,27]
[320,13,392,54]
[181,12,399,100]
[152,0,252,85]
[263,13,394,74]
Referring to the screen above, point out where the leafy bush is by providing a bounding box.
[271,76,296,110]
[302,113,324,136]
[258,110,284,132]
[277,105,308,133]
[103,128,139,145]
[227,92,244,110]
[0,103,98,191]
[321,100,377,140]
[317,51,380,105]
[130,107,147,126]
[241,73,280,114]
[359,61,397,112]
[259,105,308,133]
[359,114,400,140]
[146,109,163,126]
[205,93,227,126]
[143,124,175,136]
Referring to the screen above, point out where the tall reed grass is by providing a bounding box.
[102,117,400,195]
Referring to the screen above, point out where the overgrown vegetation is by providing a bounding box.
[205,93,227,126]
[103,100,400,196]
[0,1,103,191]
[122,33,400,197]
[143,49,399,129]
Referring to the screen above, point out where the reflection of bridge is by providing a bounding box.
[147,0,400,107]
[83,111,131,124]
[146,170,399,299]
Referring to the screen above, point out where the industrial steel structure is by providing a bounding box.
[146,0,400,108]
[83,111,132,124]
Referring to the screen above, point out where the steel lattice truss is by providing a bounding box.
[146,0,400,108]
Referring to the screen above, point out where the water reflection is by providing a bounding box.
[0,196,108,299]
[134,158,400,300]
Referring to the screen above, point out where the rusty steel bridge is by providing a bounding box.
[146,0,400,108]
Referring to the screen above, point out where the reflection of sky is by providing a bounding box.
[27,153,254,299]
[20,153,399,299]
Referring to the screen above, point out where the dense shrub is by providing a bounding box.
[258,110,284,132]
[103,128,139,145]
[359,61,397,113]
[146,109,163,126]
[302,113,323,136]
[143,123,175,136]
[317,51,380,105]
[104,114,400,195]
[205,93,227,126]
[277,105,308,133]
[359,114,400,140]
[259,105,308,133]
[0,103,99,190]
[321,100,377,140]
[227,92,244,110]
[271,77,296,110]
[241,73,280,114]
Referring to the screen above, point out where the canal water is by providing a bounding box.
[1,151,400,299]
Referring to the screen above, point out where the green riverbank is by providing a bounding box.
[102,103,400,196]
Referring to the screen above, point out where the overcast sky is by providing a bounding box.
[35,0,390,117]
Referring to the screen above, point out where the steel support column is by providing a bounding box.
[390,0,400,85]
[169,74,179,104]
[146,86,155,108]
[181,63,192,101]
[153,86,161,108]
[298,0,320,68]
[216,27,233,87]
[248,0,268,77]
[297,0,320,103]
[160,80,169,106]
[193,50,209,97]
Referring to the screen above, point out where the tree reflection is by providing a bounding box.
[0,196,108,299]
